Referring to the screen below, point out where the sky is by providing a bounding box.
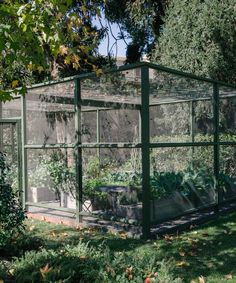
[93,16,130,58]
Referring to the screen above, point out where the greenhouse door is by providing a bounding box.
[0,119,22,202]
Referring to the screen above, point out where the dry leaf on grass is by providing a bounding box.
[40,264,52,278]
[225,273,233,280]
[179,250,186,257]
[119,232,127,239]
[176,261,189,267]
[198,275,205,283]
[29,225,35,231]
[164,234,174,241]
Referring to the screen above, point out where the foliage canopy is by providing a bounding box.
[153,0,236,84]
[0,0,105,100]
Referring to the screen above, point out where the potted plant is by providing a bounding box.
[28,161,57,203]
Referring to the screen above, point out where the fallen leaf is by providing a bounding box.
[11,80,19,88]
[190,280,197,283]
[199,275,205,283]
[29,225,35,231]
[79,256,87,260]
[164,234,174,241]
[225,273,233,280]
[40,264,52,278]
[0,279,4,283]
[176,261,189,267]
[144,278,152,283]
[119,232,127,239]
[51,232,56,237]
[179,251,186,257]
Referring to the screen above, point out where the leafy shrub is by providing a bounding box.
[150,172,183,200]
[43,150,76,198]
[150,167,216,202]
[0,262,8,281]
[105,171,142,188]
[219,173,236,200]
[12,241,182,283]
[0,152,25,249]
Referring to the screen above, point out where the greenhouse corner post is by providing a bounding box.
[96,109,101,163]
[74,78,83,223]
[21,94,27,209]
[141,66,151,239]
[213,82,220,212]
[0,102,3,151]
[17,119,23,204]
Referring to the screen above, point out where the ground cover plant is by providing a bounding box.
[1,212,236,282]
[0,152,25,251]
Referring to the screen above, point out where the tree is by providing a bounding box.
[153,0,236,84]
[0,0,105,101]
[104,0,166,63]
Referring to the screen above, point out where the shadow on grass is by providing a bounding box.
[3,212,236,283]
[25,219,146,252]
[156,213,236,281]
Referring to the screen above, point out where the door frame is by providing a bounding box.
[0,118,22,204]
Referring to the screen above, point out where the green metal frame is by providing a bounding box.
[2,62,235,239]
[0,117,23,204]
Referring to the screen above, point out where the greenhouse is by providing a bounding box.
[0,62,236,238]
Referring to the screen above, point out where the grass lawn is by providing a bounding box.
[1,212,236,282]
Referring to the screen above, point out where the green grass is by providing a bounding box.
[1,212,236,282]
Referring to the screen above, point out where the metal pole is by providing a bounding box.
[16,120,23,203]
[74,78,83,222]
[190,100,195,163]
[141,66,151,239]
[96,109,101,164]
[0,102,3,152]
[213,83,220,212]
[21,95,28,209]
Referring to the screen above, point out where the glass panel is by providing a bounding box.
[150,103,191,143]
[2,98,21,118]
[219,86,236,141]
[220,145,236,202]
[0,123,19,192]
[26,148,76,210]
[81,110,97,143]
[149,69,213,102]
[26,82,75,145]
[193,100,214,142]
[149,69,214,142]
[150,146,215,224]
[82,148,142,227]
[100,109,139,143]
[80,69,141,104]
